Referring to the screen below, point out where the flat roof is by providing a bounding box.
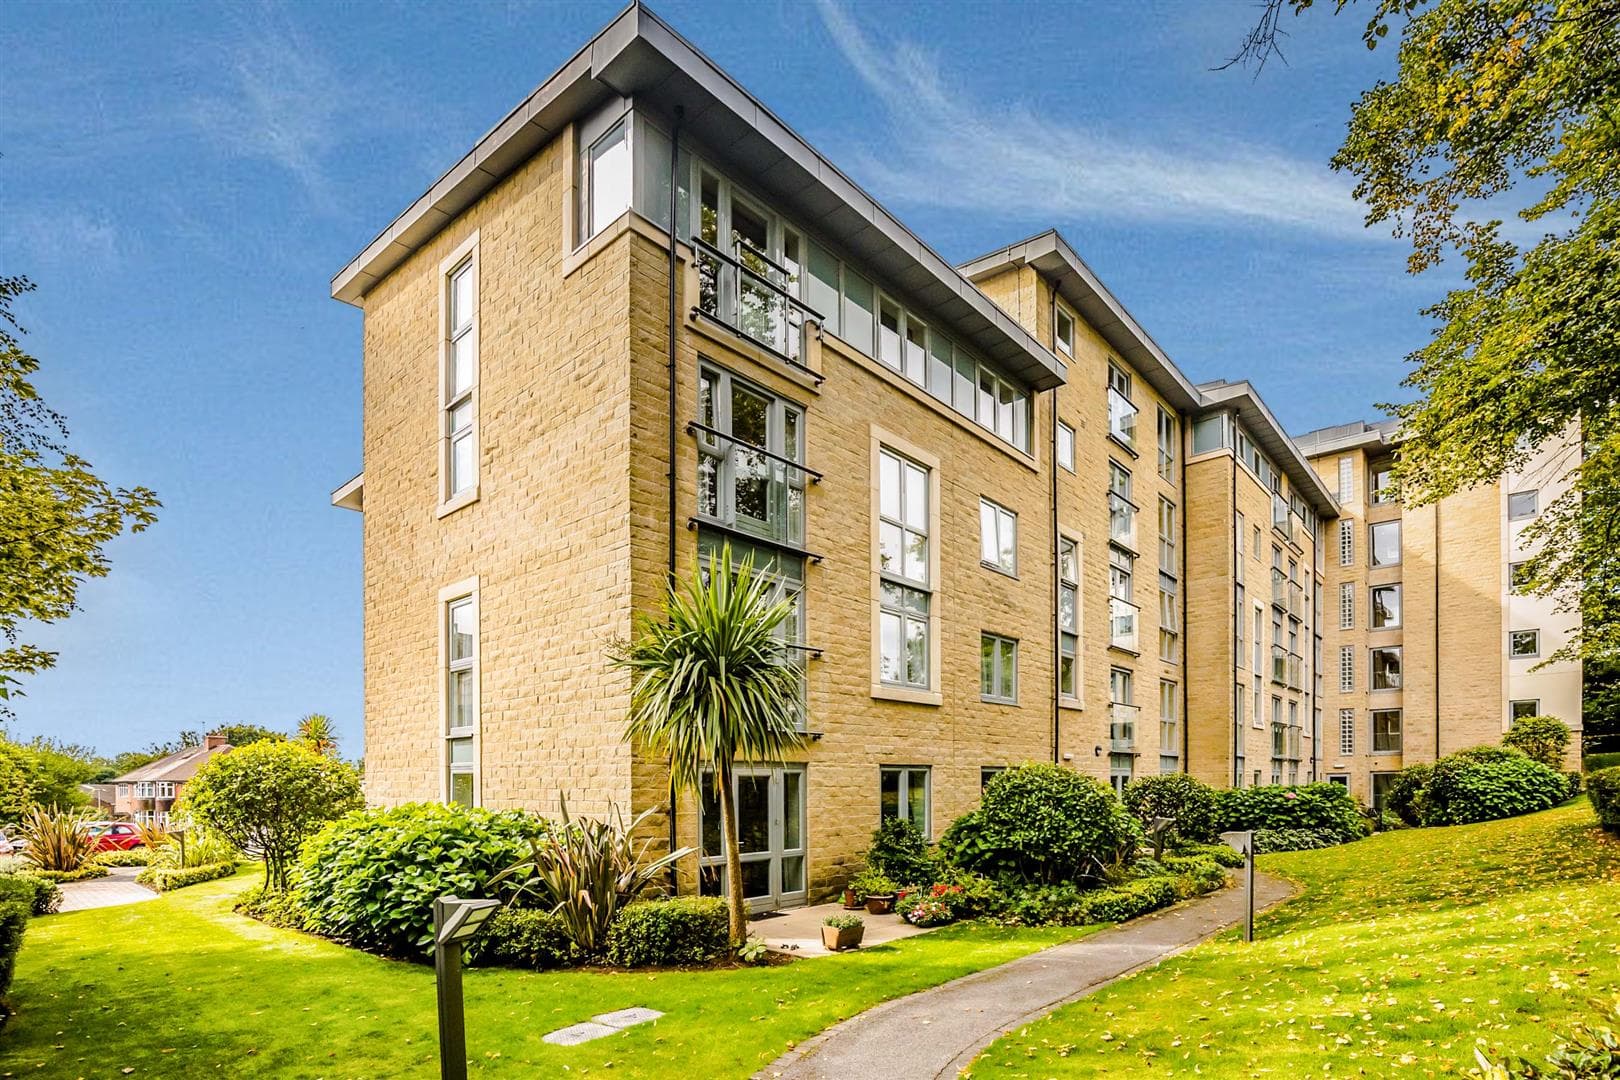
[1291,418,1402,457]
[330,2,1066,391]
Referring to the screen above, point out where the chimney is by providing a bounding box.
[204,732,228,750]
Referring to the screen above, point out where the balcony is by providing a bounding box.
[1272,492,1294,543]
[1109,597,1139,653]
[693,426,813,549]
[1287,652,1304,690]
[693,236,821,372]
[1271,644,1288,685]
[1110,702,1140,752]
[1108,387,1138,451]
[1108,492,1137,551]
[1288,582,1305,619]
[1270,569,1287,609]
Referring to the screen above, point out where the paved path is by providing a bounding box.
[761,872,1294,1080]
[750,901,937,957]
[56,866,156,913]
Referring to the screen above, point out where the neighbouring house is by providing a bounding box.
[108,734,232,826]
[79,783,117,812]
[326,2,1580,910]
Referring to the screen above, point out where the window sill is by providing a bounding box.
[436,487,480,519]
[980,696,1019,707]
[1059,698,1085,712]
[1107,644,1140,658]
[980,561,1018,580]
[871,684,941,707]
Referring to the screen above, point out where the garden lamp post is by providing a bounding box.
[1219,830,1255,942]
[433,895,500,1080]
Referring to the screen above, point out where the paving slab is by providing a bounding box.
[761,872,1294,1080]
[542,1022,619,1046]
[55,867,157,913]
[593,1007,664,1029]
[748,901,936,957]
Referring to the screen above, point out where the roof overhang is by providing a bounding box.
[1196,381,1340,516]
[330,2,1066,391]
[959,229,1202,411]
[331,472,363,512]
[1290,420,1403,458]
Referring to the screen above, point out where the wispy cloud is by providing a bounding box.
[814,0,1369,239]
[10,207,121,266]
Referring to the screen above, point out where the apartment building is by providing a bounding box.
[1296,420,1583,806]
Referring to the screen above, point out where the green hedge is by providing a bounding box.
[1590,767,1620,833]
[0,897,26,1013]
[1419,748,1570,825]
[1160,854,1228,894]
[0,873,60,916]
[135,861,237,893]
[92,848,150,868]
[24,865,108,884]
[1171,841,1246,868]
[604,897,729,968]
[1001,859,1225,927]
[471,908,573,970]
[1214,783,1366,843]
[1253,828,1342,853]
[1585,752,1620,773]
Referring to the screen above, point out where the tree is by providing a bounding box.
[607,546,806,946]
[210,723,286,748]
[0,749,35,825]
[1228,0,1620,665]
[2,737,99,809]
[180,740,363,891]
[0,276,160,715]
[296,713,338,758]
[1502,714,1574,769]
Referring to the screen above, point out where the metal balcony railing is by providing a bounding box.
[1108,387,1138,451]
[1287,652,1304,690]
[692,236,823,375]
[1288,582,1305,618]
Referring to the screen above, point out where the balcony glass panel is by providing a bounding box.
[1110,597,1139,652]
[1108,387,1138,449]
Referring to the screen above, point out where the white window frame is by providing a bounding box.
[1338,708,1355,755]
[1509,629,1541,658]
[1508,489,1539,521]
[1339,582,1355,629]
[1159,574,1180,663]
[441,577,481,807]
[582,115,632,242]
[438,234,480,516]
[1159,679,1180,772]
[980,633,1018,704]
[1157,407,1178,481]
[1056,420,1075,472]
[1509,699,1540,721]
[1057,534,1081,703]
[1337,457,1354,502]
[1339,645,1355,693]
[156,781,175,799]
[1054,304,1075,357]
[872,433,939,701]
[1338,518,1354,566]
[979,497,1018,576]
[880,766,931,837]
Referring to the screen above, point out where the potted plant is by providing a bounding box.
[841,885,862,910]
[822,913,865,951]
[850,869,897,914]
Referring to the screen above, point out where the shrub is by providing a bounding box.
[1160,854,1227,894]
[0,751,35,826]
[135,861,237,892]
[1214,783,1366,844]
[902,897,954,927]
[928,867,1004,918]
[1384,763,1433,827]
[0,873,60,916]
[1501,715,1573,770]
[1253,828,1342,853]
[297,803,548,958]
[0,897,27,1010]
[863,818,937,886]
[1471,997,1620,1078]
[1565,772,1585,800]
[183,740,363,891]
[17,807,94,872]
[1172,841,1246,868]
[823,913,863,930]
[91,848,149,867]
[471,907,572,970]
[941,764,1142,884]
[1001,875,1186,927]
[1586,751,1620,773]
[146,826,238,870]
[25,864,107,883]
[1590,767,1620,833]
[604,897,728,967]
[234,885,310,931]
[1420,748,1570,826]
[1122,774,1218,846]
[848,868,896,900]
[896,882,973,925]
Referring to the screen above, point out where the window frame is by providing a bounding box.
[440,577,481,807]
[695,363,807,546]
[1509,629,1541,659]
[1057,534,1081,703]
[438,233,481,516]
[1370,645,1403,691]
[1338,518,1354,566]
[978,497,1018,576]
[1054,304,1075,357]
[879,765,932,838]
[1509,699,1540,721]
[1056,420,1075,472]
[871,433,940,702]
[1338,708,1355,755]
[1508,489,1539,521]
[1157,407,1177,480]
[1370,583,1402,629]
[583,115,632,242]
[1371,709,1403,754]
[1339,645,1355,693]
[980,632,1019,704]
[1369,520,1401,567]
[1339,582,1355,629]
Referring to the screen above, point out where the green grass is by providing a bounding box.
[968,800,1620,1077]
[0,872,1100,1078]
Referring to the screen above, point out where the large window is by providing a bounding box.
[1369,520,1401,567]
[441,243,479,508]
[1338,519,1354,566]
[1107,365,1137,450]
[980,633,1018,704]
[877,447,931,689]
[1158,498,1176,573]
[696,366,805,545]
[1109,546,1138,652]
[1370,646,1403,691]
[1057,421,1075,472]
[1337,457,1354,502]
[1058,536,1080,701]
[444,588,479,807]
[1159,679,1180,773]
[1509,629,1541,658]
[1370,465,1396,505]
[1159,575,1179,663]
[699,532,806,726]
[585,118,631,239]
[880,766,930,837]
[1508,489,1538,520]
[1370,584,1401,629]
[1338,708,1355,754]
[979,498,1017,575]
[1108,461,1136,549]
[1055,306,1075,357]
[1157,408,1178,480]
[1372,709,1403,753]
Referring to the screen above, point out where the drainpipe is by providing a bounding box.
[664,105,684,878]
[1231,448,1241,787]
[1050,281,1062,765]
[1433,499,1441,760]
[1180,414,1189,773]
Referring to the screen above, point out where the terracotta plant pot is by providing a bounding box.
[864,893,896,915]
[842,888,862,910]
[822,924,865,951]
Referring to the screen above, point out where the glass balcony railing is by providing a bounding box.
[1272,492,1294,542]
[1108,388,1138,450]
[693,236,821,369]
[1271,644,1288,685]
[1270,569,1287,609]
[1288,582,1305,618]
[1108,492,1137,550]
[1287,652,1304,690]
[1109,597,1139,652]
[1110,702,1140,752]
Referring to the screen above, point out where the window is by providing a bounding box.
[878,448,931,689]
[980,766,1006,791]
[1159,680,1180,773]
[1058,536,1080,700]
[1339,582,1355,629]
[1372,709,1402,753]
[1511,561,1533,590]
[1337,457,1354,502]
[1055,306,1075,357]
[1191,413,1229,455]
[1158,498,1177,574]
[1253,672,1264,730]
[1338,519,1354,566]
[117,784,129,797]
[1369,520,1401,566]
[980,634,1018,704]
[1370,646,1403,690]
[1510,699,1540,722]
[696,366,806,545]
[700,532,806,726]
[880,767,930,837]
[441,244,479,507]
[1235,584,1246,665]
[1339,645,1355,693]
[979,498,1017,575]
[1253,524,1262,559]
[1157,408,1177,480]
[136,782,154,798]
[1108,461,1136,548]
[444,587,479,807]
[1159,575,1180,663]
[1056,421,1075,472]
[1107,364,1137,450]
[1338,708,1355,754]
[1235,511,1246,583]
[1509,629,1540,658]
[1370,466,1395,505]
[1370,584,1401,629]
[1109,667,1136,794]
[584,117,631,239]
[157,781,174,799]
[1109,547,1137,651]
[1508,489,1538,520]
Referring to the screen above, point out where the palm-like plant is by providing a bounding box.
[19,807,94,872]
[608,545,807,946]
[297,713,338,758]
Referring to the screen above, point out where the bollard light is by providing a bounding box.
[433,896,501,1080]
[1219,830,1256,943]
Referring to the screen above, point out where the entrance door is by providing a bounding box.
[698,766,807,912]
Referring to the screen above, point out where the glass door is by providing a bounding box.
[698,765,807,912]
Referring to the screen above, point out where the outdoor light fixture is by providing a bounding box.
[1220,830,1256,942]
[433,895,501,1080]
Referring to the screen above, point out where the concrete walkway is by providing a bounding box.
[761,872,1294,1080]
[56,866,156,913]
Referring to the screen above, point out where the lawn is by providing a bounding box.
[967,800,1619,1077]
[0,873,1100,1078]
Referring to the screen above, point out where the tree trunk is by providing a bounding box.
[718,767,748,947]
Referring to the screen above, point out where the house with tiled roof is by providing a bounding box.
[108,733,232,826]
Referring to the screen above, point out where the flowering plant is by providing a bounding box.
[904,898,954,927]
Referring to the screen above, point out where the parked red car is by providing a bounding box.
[86,822,144,851]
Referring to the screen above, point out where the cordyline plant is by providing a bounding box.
[607,544,807,946]
[18,806,95,872]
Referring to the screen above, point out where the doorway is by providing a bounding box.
[698,765,807,912]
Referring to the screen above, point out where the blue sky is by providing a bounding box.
[2,0,1439,758]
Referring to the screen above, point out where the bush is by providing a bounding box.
[1122,774,1218,845]
[0,897,27,1011]
[184,741,363,891]
[896,881,979,926]
[25,865,107,883]
[1253,828,1342,853]
[1590,767,1620,833]
[91,848,149,867]
[1002,875,1184,927]
[1420,748,1571,826]
[863,818,937,886]
[1500,715,1573,769]
[297,803,548,958]
[1160,854,1227,894]
[1214,783,1366,844]
[0,873,60,916]
[234,885,310,931]
[1586,751,1620,773]
[1172,841,1246,868]
[1471,997,1620,1078]
[823,913,863,930]
[848,868,896,900]
[471,907,573,970]
[1384,763,1433,827]
[135,861,237,892]
[604,897,728,967]
[1565,772,1585,799]
[146,827,238,871]
[940,764,1142,884]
